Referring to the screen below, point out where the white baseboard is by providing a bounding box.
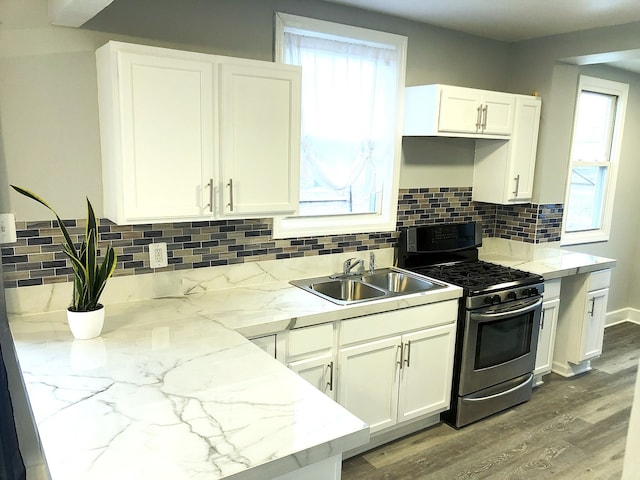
[606,308,640,327]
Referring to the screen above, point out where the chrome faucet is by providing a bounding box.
[343,257,364,276]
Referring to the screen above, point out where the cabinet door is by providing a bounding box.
[397,324,456,423]
[115,51,214,222]
[288,354,335,400]
[534,298,559,376]
[481,93,515,135]
[438,87,483,134]
[219,61,301,216]
[250,334,276,358]
[507,97,541,201]
[337,336,401,434]
[579,288,609,361]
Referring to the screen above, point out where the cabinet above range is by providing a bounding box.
[403,84,516,138]
[96,41,301,225]
[402,84,541,204]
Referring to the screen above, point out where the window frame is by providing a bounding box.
[561,75,628,246]
[272,12,407,239]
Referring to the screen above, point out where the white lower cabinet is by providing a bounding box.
[285,323,336,400]
[553,269,611,377]
[579,288,609,360]
[337,336,401,433]
[289,353,335,400]
[336,301,458,435]
[533,279,560,386]
[250,334,277,358]
[397,325,456,423]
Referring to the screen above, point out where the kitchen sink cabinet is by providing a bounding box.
[534,279,560,386]
[96,41,301,224]
[553,269,611,377]
[337,301,457,434]
[472,95,541,204]
[403,84,515,138]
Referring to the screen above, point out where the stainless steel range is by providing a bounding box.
[397,222,544,428]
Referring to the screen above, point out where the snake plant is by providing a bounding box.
[11,185,117,312]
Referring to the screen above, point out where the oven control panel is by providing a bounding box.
[467,283,544,310]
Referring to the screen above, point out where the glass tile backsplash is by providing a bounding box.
[1,188,563,288]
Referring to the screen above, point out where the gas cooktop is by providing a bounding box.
[409,260,541,296]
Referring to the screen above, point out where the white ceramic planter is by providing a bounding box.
[67,305,105,340]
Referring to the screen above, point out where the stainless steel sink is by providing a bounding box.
[309,279,386,303]
[290,267,446,305]
[362,269,439,294]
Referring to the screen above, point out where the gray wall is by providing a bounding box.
[1,0,638,312]
[510,29,640,312]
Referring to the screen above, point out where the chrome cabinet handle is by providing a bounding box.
[481,105,488,130]
[540,309,545,330]
[206,178,213,212]
[404,340,411,368]
[588,298,596,316]
[227,179,234,212]
[327,361,334,391]
[476,105,483,132]
[397,343,404,369]
[513,174,521,197]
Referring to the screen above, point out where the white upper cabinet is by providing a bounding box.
[404,85,515,138]
[472,95,542,204]
[97,43,215,224]
[218,60,300,217]
[96,41,301,225]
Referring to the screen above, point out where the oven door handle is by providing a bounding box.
[470,297,542,322]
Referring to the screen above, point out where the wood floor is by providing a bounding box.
[342,322,640,480]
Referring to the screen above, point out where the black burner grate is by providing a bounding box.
[411,261,537,294]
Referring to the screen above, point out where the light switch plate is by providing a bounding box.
[0,213,17,244]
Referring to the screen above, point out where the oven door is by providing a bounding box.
[459,296,542,396]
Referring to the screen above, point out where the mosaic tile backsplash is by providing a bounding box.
[1,188,563,288]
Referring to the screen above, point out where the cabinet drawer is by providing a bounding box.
[587,269,611,291]
[543,279,561,300]
[340,300,458,346]
[288,323,333,358]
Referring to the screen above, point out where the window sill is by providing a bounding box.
[272,212,398,239]
[560,231,609,246]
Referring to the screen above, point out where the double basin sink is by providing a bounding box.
[290,268,446,305]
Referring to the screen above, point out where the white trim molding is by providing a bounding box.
[605,307,640,327]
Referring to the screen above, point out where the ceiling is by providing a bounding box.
[323,0,640,42]
[325,0,640,74]
[50,0,640,73]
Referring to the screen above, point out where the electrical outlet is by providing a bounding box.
[0,213,17,244]
[149,242,168,268]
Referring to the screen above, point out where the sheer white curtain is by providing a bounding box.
[284,31,399,214]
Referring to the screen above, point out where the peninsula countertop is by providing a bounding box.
[8,278,462,480]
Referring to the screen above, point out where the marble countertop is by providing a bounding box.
[478,240,616,280]
[8,277,462,480]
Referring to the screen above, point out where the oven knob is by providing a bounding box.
[491,294,501,305]
[506,291,517,301]
[528,287,539,296]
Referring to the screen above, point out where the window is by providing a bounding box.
[273,13,407,238]
[561,76,628,245]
